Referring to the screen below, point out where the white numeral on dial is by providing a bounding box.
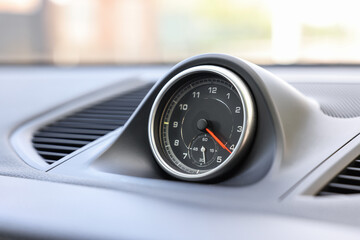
[208,87,217,94]
[179,104,188,110]
[237,126,243,132]
[192,92,200,98]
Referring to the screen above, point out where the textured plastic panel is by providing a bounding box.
[292,83,360,118]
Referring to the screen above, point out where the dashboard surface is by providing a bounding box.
[1,64,360,239]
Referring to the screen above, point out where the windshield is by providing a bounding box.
[0,0,359,65]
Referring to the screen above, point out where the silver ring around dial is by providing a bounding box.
[148,65,256,181]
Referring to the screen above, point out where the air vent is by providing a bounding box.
[32,85,152,165]
[318,155,360,196]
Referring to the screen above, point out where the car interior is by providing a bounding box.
[1,0,360,239]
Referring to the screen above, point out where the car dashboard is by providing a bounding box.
[1,54,360,239]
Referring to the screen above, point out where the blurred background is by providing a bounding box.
[0,0,360,65]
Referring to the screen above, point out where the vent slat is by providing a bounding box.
[328,183,360,193]
[37,151,68,158]
[110,98,145,102]
[34,144,78,153]
[81,109,134,115]
[44,159,58,164]
[317,191,340,196]
[63,117,128,125]
[346,166,360,171]
[34,132,100,141]
[71,113,132,120]
[317,155,360,196]
[90,106,137,111]
[32,84,152,164]
[97,103,140,108]
[41,126,110,135]
[338,174,360,182]
[53,122,119,130]
[107,97,144,102]
[33,137,92,146]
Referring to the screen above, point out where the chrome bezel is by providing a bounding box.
[148,65,256,181]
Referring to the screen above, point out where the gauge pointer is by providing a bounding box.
[201,146,206,163]
[196,119,232,154]
[205,128,232,154]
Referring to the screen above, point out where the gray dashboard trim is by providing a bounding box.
[3,62,360,239]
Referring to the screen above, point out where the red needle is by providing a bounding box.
[205,128,232,154]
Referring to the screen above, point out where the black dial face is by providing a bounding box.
[159,76,245,175]
[149,65,255,181]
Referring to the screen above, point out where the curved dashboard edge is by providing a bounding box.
[90,53,317,186]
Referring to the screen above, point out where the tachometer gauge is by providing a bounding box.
[148,65,256,181]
